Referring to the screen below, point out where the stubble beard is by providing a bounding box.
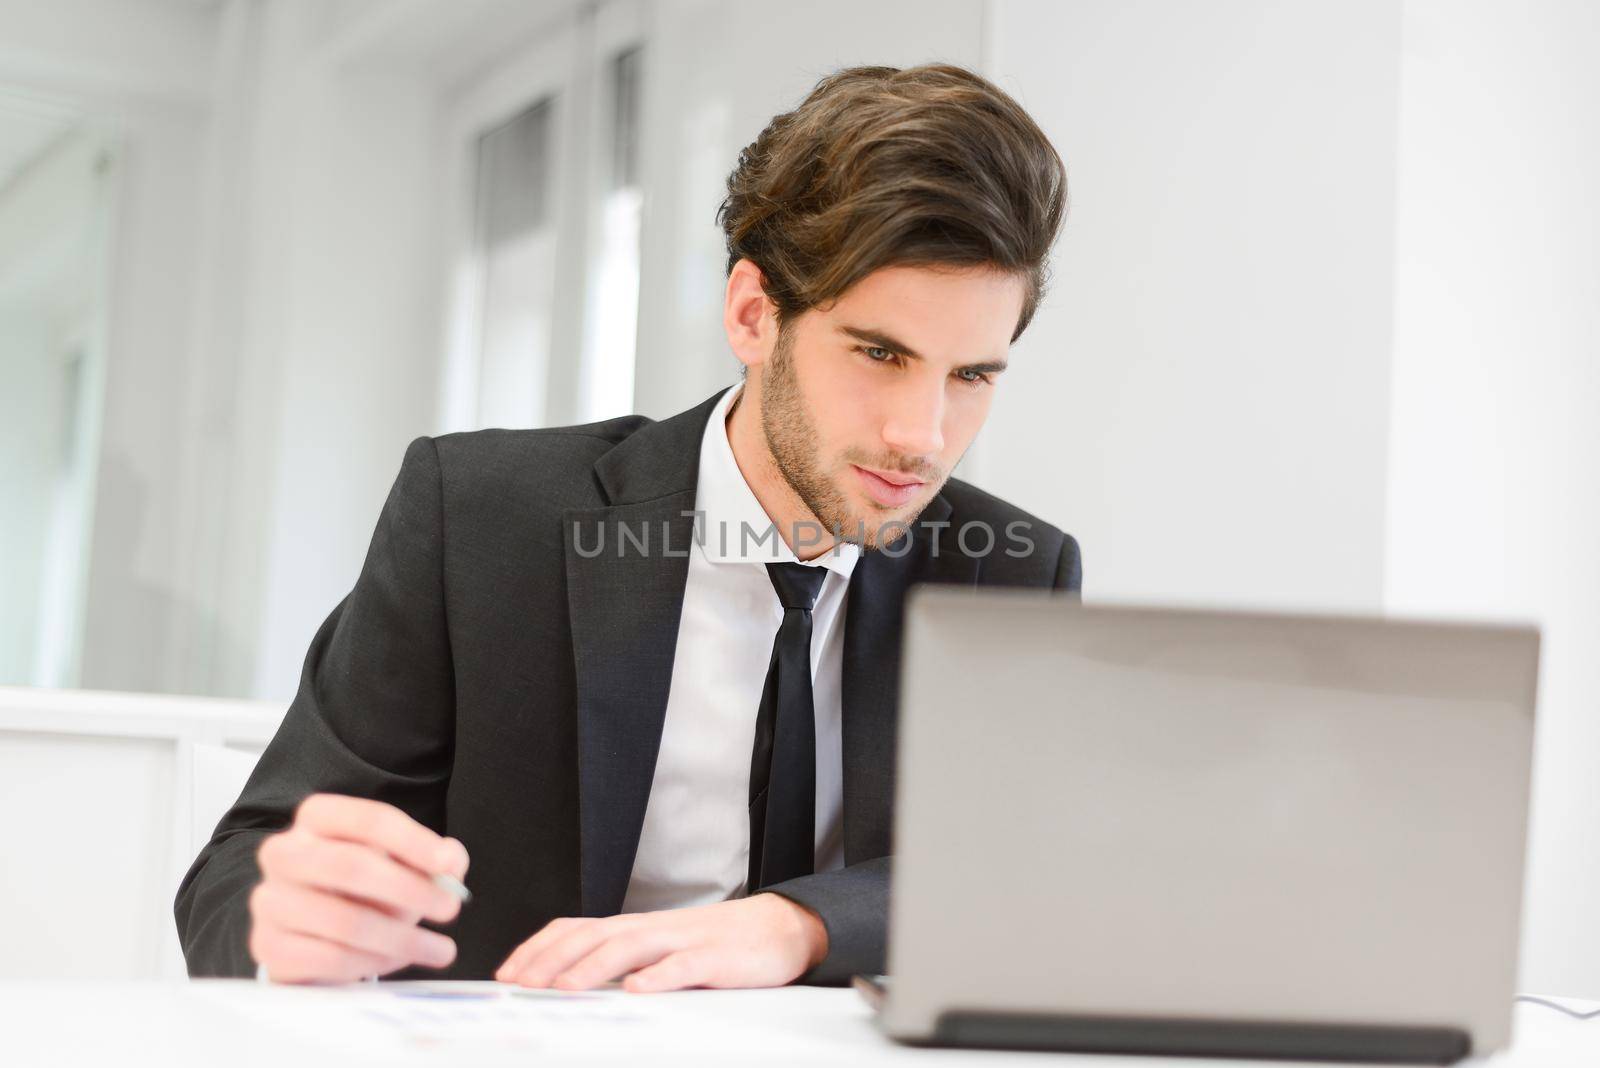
[759,329,932,552]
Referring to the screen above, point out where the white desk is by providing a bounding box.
[5,982,1599,1068]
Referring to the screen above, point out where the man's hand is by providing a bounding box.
[249,794,470,983]
[494,893,829,993]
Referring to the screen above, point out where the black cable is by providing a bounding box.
[1517,995,1600,1020]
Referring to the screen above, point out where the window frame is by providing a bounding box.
[436,0,648,434]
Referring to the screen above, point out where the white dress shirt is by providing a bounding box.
[620,383,860,913]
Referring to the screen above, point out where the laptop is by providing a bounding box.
[859,588,1538,1063]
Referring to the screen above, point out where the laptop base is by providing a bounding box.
[910,1010,1471,1064]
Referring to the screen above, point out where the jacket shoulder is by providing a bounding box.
[939,476,1060,538]
[433,411,651,459]
[427,413,654,508]
[937,476,1082,590]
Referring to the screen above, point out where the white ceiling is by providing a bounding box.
[316,0,592,86]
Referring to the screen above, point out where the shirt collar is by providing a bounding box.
[694,383,861,579]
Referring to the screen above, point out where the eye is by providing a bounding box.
[858,345,895,364]
[955,369,994,387]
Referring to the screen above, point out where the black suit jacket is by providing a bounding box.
[175,388,1082,984]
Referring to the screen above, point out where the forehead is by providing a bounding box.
[809,264,1026,360]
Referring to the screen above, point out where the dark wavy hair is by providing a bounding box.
[717,63,1067,341]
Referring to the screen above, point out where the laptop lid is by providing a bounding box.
[883,590,1538,1056]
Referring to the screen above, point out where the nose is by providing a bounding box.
[880,376,946,460]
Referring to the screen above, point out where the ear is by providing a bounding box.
[723,258,778,371]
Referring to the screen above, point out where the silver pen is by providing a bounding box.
[432,872,473,904]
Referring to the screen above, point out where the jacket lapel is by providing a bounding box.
[838,495,979,862]
[564,390,724,917]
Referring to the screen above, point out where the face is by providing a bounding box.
[744,263,1026,550]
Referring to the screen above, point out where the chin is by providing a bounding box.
[849,500,929,544]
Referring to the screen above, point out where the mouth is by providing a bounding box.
[850,464,927,508]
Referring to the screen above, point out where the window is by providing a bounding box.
[472,98,558,429]
[0,99,116,688]
[579,46,644,423]
[440,4,647,434]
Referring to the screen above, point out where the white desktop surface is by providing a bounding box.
[4,981,1598,1067]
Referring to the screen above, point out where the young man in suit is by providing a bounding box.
[176,63,1080,991]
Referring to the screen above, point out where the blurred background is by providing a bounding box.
[0,0,1596,997]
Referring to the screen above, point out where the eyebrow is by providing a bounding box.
[838,325,1009,377]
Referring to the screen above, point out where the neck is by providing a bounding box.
[724,380,840,561]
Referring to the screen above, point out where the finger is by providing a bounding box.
[346,889,421,927]
[264,832,460,923]
[552,926,675,990]
[622,949,717,993]
[294,794,469,880]
[253,881,455,968]
[495,917,587,982]
[506,917,637,988]
[270,833,457,921]
[251,926,397,984]
[502,918,610,986]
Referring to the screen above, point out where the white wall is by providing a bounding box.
[0,123,111,686]
[0,686,282,981]
[0,0,460,701]
[1386,0,1600,998]
[979,0,1403,613]
[0,0,216,104]
[0,313,54,679]
[242,3,448,699]
[985,0,1600,996]
[77,104,214,694]
[167,1,625,701]
[0,0,221,697]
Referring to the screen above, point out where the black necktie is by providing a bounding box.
[747,561,829,892]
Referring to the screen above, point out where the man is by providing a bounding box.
[176,63,1081,992]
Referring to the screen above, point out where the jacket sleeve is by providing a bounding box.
[173,437,457,976]
[760,857,891,985]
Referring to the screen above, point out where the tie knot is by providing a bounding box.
[765,561,828,612]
